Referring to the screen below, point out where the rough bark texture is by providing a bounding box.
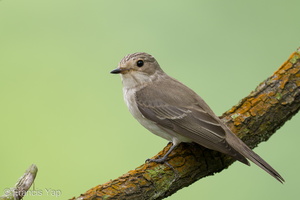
[71,49,300,200]
[0,164,38,200]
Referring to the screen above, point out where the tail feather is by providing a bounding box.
[227,132,284,183]
[241,145,285,183]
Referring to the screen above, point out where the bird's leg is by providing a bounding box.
[146,143,180,179]
[146,143,177,164]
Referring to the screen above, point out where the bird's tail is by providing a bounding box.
[227,133,285,183]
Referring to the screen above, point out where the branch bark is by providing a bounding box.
[0,164,38,200]
[71,49,300,200]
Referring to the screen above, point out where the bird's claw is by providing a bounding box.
[145,157,179,180]
[146,157,167,164]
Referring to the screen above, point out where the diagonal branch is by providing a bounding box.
[71,48,300,200]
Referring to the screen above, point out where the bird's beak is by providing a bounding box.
[110,68,122,74]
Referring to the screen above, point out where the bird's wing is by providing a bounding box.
[135,78,248,164]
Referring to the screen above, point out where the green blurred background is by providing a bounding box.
[1,0,299,199]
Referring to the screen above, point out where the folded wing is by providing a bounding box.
[135,81,249,165]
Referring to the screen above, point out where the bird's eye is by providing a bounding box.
[136,60,144,67]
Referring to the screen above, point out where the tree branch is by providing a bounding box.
[71,48,300,200]
[0,164,38,200]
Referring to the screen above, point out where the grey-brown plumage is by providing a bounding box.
[111,52,284,183]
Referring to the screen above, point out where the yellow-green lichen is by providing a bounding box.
[290,55,300,64]
[275,92,282,100]
[231,113,240,119]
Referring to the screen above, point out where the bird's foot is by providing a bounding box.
[146,156,176,172]
[145,142,178,164]
[145,154,179,179]
[146,156,168,164]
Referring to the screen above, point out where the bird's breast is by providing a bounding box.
[122,87,175,142]
[122,86,192,144]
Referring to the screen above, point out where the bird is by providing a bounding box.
[110,52,284,183]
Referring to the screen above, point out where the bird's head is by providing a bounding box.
[110,52,163,76]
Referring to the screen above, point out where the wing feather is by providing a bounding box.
[135,80,249,164]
